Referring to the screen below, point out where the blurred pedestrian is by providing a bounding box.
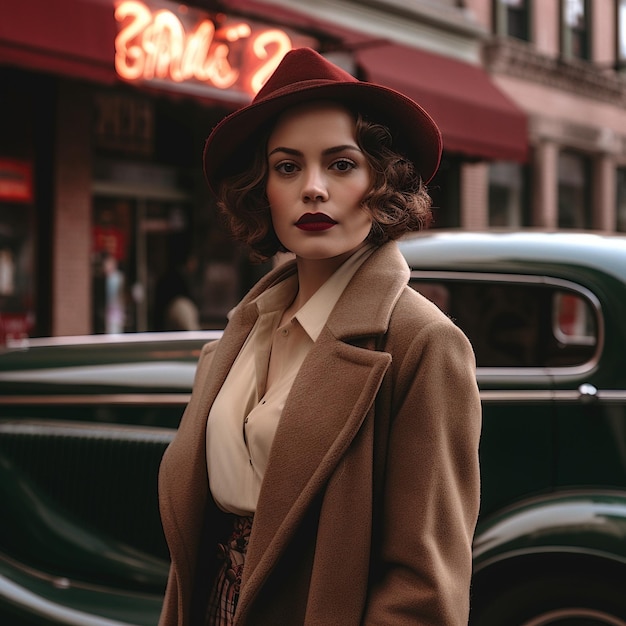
[154,243,200,331]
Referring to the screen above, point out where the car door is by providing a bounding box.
[408,272,599,518]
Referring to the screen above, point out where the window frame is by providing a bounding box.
[488,161,531,227]
[561,0,591,61]
[557,149,593,229]
[493,0,531,41]
[408,270,603,379]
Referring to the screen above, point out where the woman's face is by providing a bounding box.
[266,102,373,264]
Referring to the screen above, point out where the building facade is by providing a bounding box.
[466,0,626,233]
[0,0,531,340]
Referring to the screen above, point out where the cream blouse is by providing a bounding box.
[206,244,375,515]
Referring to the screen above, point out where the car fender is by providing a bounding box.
[0,557,163,626]
[472,491,626,574]
[0,452,169,590]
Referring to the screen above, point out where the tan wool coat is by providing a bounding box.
[158,241,482,626]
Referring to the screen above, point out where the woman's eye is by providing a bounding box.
[275,162,298,174]
[330,159,356,172]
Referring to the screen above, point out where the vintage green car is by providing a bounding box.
[1,231,625,625]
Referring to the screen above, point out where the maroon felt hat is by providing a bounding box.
[203,47,442,194]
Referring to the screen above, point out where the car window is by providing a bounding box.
[410,277,598,368]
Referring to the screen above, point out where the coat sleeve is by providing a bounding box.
[364,316,482,625]
[158,567,181,626]
[158,339,220,626]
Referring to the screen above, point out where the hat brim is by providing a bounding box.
[203,81,442,195]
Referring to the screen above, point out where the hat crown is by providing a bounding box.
[204,47,442,192]
[253,48,358,104]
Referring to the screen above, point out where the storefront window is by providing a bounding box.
[489,161,526,227]
[558,150,592,229]
[494,0,530,41]
[91,80,261,335]
[562,0,590,60]
[92,160,252,333]
[616,167,626,232]
[0,159,36,344]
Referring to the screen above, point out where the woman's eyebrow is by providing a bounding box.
[267,144,361,157]
[268,146,301,157]
[323,144,361,156]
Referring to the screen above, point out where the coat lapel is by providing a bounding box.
[238,335,391,603]
[236,242,411,615]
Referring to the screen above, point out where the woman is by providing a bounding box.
[158,48,481,625]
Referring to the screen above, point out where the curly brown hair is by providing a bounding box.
[216,112,433,261]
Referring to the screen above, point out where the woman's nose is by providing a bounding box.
[302,169,329,202]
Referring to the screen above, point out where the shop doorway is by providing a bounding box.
[92,190,195,334]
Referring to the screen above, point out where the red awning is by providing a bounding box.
[0,0,369,88]
[0,0,118,84]
[356,44,528,163]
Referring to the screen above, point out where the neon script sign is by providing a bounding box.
[114,1,294,96]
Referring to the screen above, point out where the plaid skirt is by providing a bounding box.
[205,515,254,626]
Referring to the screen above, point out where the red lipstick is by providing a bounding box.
[295,213,337,232]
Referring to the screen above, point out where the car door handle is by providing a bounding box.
[578,383,598,403]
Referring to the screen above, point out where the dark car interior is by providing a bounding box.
[410,278,598,369]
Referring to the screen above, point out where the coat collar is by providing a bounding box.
[232,240,410,341]
[326,241,409,340]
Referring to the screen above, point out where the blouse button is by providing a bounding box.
[280,328,289,337]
